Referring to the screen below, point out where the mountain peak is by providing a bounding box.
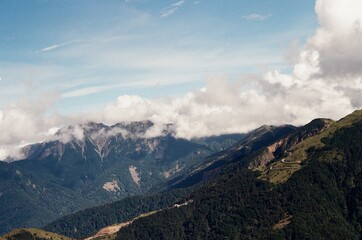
[111,120,154,135]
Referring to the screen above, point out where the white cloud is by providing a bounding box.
[91,72,352,140]
[53,124,85,144]
[0,94,64,159]
[161,0,185,17]
[242,13,272,21]
[39,43,69,53]
[38,40,79,53]
[308,0,362,78]
[40,44,63,52]
[1,0,362,160]
[89,0,362,138]
[61,85,113,98]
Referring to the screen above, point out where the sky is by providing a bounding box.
[1,0,362,159]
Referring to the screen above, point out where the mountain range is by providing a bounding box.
[1,110,362,239]
[114,110,362,239]
[0,120,244,234]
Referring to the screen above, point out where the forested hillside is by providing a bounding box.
[116,110,362,239]
[2,111,362,240]
[44,188,191,239]
[0,120,244,234]
[43,124,297,239]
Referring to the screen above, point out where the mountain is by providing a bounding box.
[36,119,333,239]
[113,110,362,239]
[42,124,297,239]
[43,188,191,239]
[164,124,297,190]
[1,228,72,240]
[0,120,244,234]
[4,110,362,239]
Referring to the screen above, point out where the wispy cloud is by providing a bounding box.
[61,77,198,99]
[38,40,79,53]
[61,86,112,98]
[242,13,272,21]
[161,0,185,18]
[61,81,157,99]
[40,44,64,52]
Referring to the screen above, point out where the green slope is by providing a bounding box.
[43,126,294,239]
[1,228,73,240]
[4,111,362,239]
[115,110,362,239]
[259,110,362,184]
[43,188,191,239]
[166,125,296,190]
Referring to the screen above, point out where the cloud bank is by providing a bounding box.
[1,0,362,160]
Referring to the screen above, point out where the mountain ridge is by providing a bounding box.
[114,109,362,239]
[3,111,362,239]
[0,120,245,235]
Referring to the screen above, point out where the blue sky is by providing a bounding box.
[0,0,317,114]
[2,0,362,159]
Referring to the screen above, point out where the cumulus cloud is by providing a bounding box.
[91,0,362,138]
[1,0,362,160]
[0,94,62,159]
[92,71,350,140]
[309,0,362,78]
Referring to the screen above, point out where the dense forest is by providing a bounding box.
[116,116,362,239]
[44,188,191,239]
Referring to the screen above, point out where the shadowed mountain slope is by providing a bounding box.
[0,121,244,234]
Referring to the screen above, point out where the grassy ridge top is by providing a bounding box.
[259,110,362,184]
[2,228,73,240]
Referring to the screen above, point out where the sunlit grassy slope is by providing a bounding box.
[259,110,362,184]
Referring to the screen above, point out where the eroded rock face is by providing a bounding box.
[103,180,121,192]
[128,166,140,186]
[248,118,334,169]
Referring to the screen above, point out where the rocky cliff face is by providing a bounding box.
[247,118,334,170]
[165,124,297,190]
